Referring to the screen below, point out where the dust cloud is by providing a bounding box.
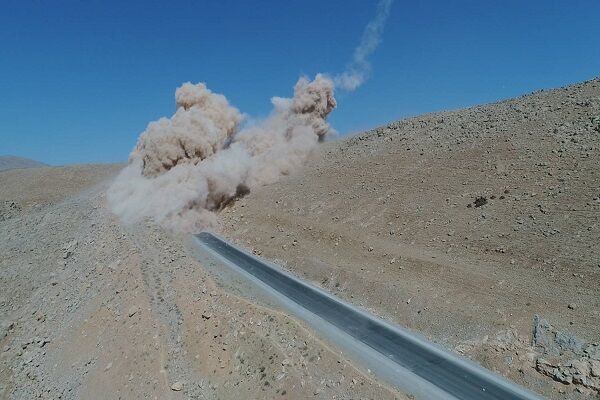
[108,1,393,232]
[108,75,336,232]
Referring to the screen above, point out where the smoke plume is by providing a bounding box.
[108,74,336,232]
[334,0,394,91]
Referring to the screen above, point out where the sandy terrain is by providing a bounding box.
[0,167,404,398]
[220,78,600,399]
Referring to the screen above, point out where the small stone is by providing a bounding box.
[128,306,138,317]
[171,381,184,391]
[104,362,112,371]
[567,303,576,310]
[0,321,15,337]
[201,312,212,320]
[570,359,590,377]
[473,196,488,208]
[590,360,600,377]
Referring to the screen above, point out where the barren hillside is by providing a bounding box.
[220,78,600,399]
[0,156,47,172]
[0,167,404,398]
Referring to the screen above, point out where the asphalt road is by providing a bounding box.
[195,232,543,400]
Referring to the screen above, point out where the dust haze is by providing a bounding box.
[108,75,336,232]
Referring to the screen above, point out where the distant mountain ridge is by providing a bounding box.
[0,155,48,171]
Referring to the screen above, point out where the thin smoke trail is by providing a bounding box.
[334,0,394,91]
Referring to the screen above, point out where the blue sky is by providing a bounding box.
[1,0,599,165]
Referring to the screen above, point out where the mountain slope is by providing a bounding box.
[0,155,47,171]
[220,78,600,399]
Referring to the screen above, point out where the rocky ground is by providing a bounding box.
[0,167,404,399]
[1,77,599,400]
[220,78,600,399]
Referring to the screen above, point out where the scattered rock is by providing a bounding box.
[532,315,585,356]
[591,115,600,133]
[61,240,78,259]
[473,197,488,208]
[171,381,184,391]
[533,316,600,392]
[0,321,15,339]
[536,358,573,384]
[201,312,212,320]
[591,360,600,377]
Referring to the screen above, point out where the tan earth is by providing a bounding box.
[1,77,599,400]
[219,78,600,399]
[0,166,405,399]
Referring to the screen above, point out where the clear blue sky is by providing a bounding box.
[1,0,599,165]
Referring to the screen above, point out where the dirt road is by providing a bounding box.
[0,166,404,399]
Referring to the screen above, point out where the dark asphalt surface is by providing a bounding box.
[195,232,542,400]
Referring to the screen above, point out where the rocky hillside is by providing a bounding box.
[220,77,600,399]
[0,168,403,398]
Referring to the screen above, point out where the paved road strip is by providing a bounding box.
[194,232,543,400]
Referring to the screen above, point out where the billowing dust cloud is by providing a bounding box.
[108,1,393,232]
[108,74,336,232]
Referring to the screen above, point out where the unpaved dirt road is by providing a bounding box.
[0,166,404,399]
